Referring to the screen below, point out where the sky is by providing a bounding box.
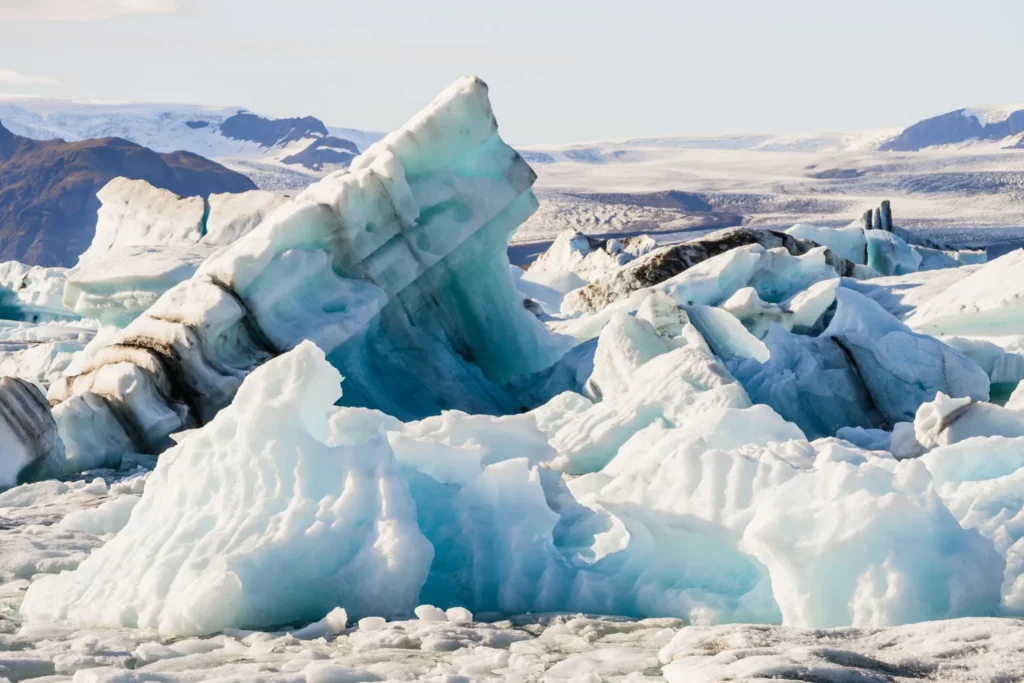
[0,0,1021,144]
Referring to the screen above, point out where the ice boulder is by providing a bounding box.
[0,376,65,488]
[910,392,1024,452]
[823,288,990,423]
[729,327,887,439]
[42,76,568,468]
[584,313,672,400]
[63,243,218,327]
[865,229,922,276]
[528,229,654,282]
[62,181,290,327]
[20,341,433,636]
[785,222,867,264]
[576,420,1003,628]
[921,437,1024,612]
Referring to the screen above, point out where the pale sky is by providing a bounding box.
[0,0,1020,144]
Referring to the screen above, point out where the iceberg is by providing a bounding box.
[21,342,433,635]
[35,76,568,474]
[19,340,1011,636]
[823,288,990,423]
[0,261,76,323]
[63,181,289,327]
[0,376,65,487]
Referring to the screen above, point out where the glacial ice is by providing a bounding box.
[37,75,568,472]
[824,288,990,422]
[0,261,76,322]
[63,180,288,327]
[8,77,1024,675]
[21,342,434,636]
[24,339,1008,637]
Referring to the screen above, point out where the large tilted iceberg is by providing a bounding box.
[36,76,567,474]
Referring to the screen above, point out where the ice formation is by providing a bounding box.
[0,261,76,322]
[35,76,567,473]
[22,342,433,635]
[21,340,1008,637]
[5,78,1024,676]
[63,180,289,327]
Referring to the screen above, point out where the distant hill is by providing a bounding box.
[0,97,382,190]
[0,120,256,266]
[880,105,1024,151]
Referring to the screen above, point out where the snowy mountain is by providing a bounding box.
[0,95,383,190]
[880,104,1024,151]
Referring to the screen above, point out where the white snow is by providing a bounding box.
[962,103,1024,125]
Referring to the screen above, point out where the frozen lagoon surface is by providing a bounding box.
[6,79,1024,681]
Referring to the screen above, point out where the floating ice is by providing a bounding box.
[21,342,434,636]
[36,76,569,476]
[823,288,990,423]
[0,261,76,323]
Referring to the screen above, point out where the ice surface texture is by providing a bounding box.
[22,340,1007,636]
[43,76,566,471]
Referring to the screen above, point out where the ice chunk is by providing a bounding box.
[79,177,204,264]
[63,244,218,327]
[685,304,770,362]
[58,494,139,535]
[0,376,65,488]
[823,288,990,423]
[585,313,671,400]
[564,227,858,315]
[940,335,1024,397]
[550,346,751,474]
[921,438,1024,612]
[785,223,867,264]
[0,319,93,389]
[865,229,921,276]
[913,392,1024,451]
[20,342,433,636]
[575,413,1001,627]
[730,326,886,438]
[0,261,76,323]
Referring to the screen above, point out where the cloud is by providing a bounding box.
[0,68,61,87]
[0,0,186,21]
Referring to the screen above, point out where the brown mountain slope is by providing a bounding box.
[0,121,256,266]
